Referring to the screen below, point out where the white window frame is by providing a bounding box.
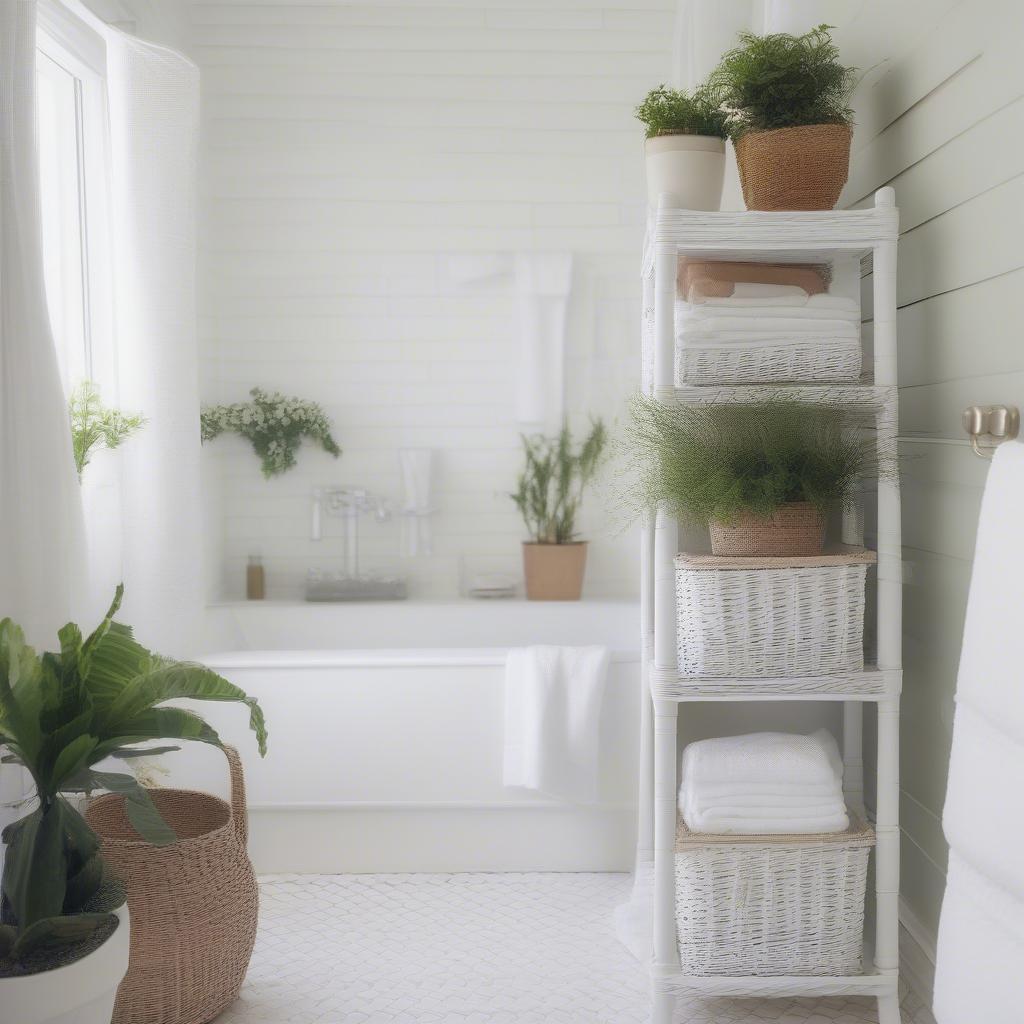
[36,1,116,395]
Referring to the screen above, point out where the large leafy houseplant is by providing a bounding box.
[0,586,267,978]
[511,422,606,600]
[706,25,858,210]
[629,397,882,555]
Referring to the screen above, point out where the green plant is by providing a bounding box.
[512,421,607,544]
[69,381,145,480]
[628,397,882,525]
[707,24,856,136]
[635,84,727,139]
[201,387,341,478]
[0,585,267,977]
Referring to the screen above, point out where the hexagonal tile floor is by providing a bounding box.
[217,873,935,1024]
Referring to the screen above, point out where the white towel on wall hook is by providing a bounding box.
[934,439,1024,1023]
[514,253,573,434]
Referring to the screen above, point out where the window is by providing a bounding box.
[36,7,113,396]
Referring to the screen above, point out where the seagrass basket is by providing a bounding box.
[85,746,258,1024]
[675,548,875,677]
[734,124,852,211]
[675,817,874,976]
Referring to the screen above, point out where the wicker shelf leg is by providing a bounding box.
[652,988,676,1024]
[877,990,902,1024]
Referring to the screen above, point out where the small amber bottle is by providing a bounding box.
[246,555,265,600]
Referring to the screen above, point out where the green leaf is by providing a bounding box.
[0,620,41,760]
[1,803,67,929]
[0,923,15,958]
[90,771,176,847]
[11,912,117,959]
[92,707,222,758]
[104,663,267,756]
[58,799,100,870]
[107,744,182,759]
[49,733,99,792]
[63,851,104,913]
[81,622,153,708]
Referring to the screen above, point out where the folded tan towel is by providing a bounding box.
[678,260,828,302]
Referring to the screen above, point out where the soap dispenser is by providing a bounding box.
[246,554,265,600]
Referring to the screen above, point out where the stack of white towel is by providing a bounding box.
[677,282,861,352]
[678,729,849,835]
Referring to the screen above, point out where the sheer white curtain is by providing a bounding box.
[103,29,203,656]
[0,1,87,646]
[0,0,88,878]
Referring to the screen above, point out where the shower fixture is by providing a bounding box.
[308,486,406,600]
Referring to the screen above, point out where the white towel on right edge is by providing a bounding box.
[934,853,1024,1024]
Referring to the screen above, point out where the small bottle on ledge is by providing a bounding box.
[246,554,265,600]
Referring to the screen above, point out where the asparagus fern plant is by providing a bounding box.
[511,421,607,544]
[0,586,267,976]
[68,381,145,480]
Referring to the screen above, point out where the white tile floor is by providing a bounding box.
[218,873,935,1024]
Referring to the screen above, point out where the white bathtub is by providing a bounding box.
[176,600,641,873]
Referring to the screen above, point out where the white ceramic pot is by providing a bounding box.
[0,905,130,1024]
[644,134,726,210]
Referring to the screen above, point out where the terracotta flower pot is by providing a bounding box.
[709,502,826,557]
[522,541,588,601]
[734,123,852,211]
[644,133,726,210]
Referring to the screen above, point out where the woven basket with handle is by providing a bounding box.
[734,123,852,211]
[85,745,258,1024]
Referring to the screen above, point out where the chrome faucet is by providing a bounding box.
[310,487,392,578]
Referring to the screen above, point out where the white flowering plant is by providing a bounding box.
[200,387,341,478]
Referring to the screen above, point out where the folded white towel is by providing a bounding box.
[678,730,847,834]
[683,809,849,834]
[679,317,860,336]
[681,301,860,321]
[503,645,609,804]
[934,852,1024,1024]
[682,729,844,787]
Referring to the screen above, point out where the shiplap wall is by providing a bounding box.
[185,0,674,600]
[840,0,1024,958]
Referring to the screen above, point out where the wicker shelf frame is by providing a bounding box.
[637,189,903,1024]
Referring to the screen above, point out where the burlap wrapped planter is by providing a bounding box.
[709,502,826,557]
[734,124,852,211]
[85,746,258,1024]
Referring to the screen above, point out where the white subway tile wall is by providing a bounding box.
[187,1,672,600]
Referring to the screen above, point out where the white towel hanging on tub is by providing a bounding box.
[935,440,1024,1023]
[503,645,609,804]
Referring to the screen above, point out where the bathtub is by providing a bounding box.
[173,600,641,873]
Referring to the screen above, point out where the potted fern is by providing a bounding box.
[512,421,606,600]
[635,85,728,210]
[629,398,878,556]
[0,586,266,1024]
[707,25,857,210]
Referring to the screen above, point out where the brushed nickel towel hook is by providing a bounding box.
[962,405,1020,459]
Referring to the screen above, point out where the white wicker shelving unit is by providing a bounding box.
[637,188,902,1024]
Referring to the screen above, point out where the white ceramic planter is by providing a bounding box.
[0,905,130,1024]
[644,134,725,210]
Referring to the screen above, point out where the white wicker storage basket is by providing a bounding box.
[675,549,875,678]
[677,337,862,386]
[675,819,874,976]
